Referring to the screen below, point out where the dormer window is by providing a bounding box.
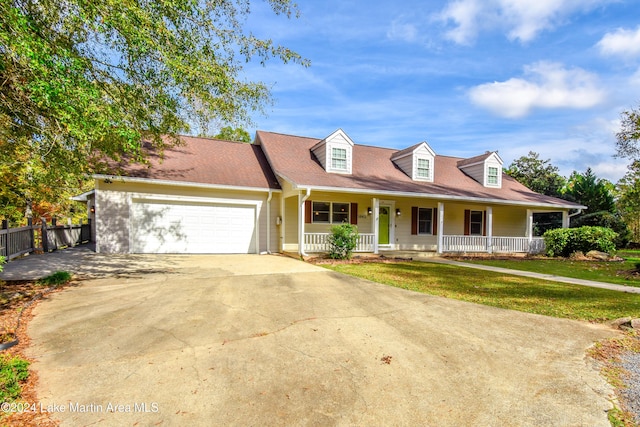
[391,141,436,182]
[332,147,347,171]
[416,158,431,180]
[311,129,354,174]
[457,151,503,188]
[487,167,499,185]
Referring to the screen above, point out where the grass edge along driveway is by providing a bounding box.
[323,261,640,322]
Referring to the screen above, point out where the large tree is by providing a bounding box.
[214,126,252,143]
[505,151,566,198]
[0,0,306,224]
[616,105,640,160]
[563,168,615,214]
[617,161,640,242]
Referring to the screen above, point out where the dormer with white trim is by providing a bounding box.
[391,142,436,182]
[311,129,354,174]
[457,151,503,188]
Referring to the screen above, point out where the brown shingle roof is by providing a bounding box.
[256,130,581,208]
[107,135,281,190]
[390,142,425,160]
[457,151,494,167]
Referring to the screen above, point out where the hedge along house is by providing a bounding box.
[93,130,584,255]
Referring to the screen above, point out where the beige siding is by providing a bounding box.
[95,179,279,254]
[310,143,327,170]
[95,182,131,253]
[394,199,438,250]
[284,196,299,249]
[460,163,485,185]
[303,192,374,234]
[492,205,527,236]
[393,155,413,179]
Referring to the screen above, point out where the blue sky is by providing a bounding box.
[241,0,640,182]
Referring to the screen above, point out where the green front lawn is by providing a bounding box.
[460,250,640,287]
[323,261,640,322]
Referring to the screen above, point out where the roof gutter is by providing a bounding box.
[285,182,585,210]
[93,174,281,194]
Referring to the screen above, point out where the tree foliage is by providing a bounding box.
[505,151,566,198]
[563,168,615,214]
[616,106,640,160]
[617,161,640,242]
[0,0,307,223]
[214,126,251,143]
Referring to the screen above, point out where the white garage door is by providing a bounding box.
[131,199,257,254]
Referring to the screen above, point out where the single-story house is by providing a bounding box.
[91,129,584,255]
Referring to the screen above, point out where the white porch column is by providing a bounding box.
[562,211,569,228]
[486,206,493,254]
[437,202,444,254]
[373,198,379,254]
[280,194,285,252]
[298,189,311,256]
[526,209,533,242]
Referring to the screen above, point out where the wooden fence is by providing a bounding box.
[0,219,92,261]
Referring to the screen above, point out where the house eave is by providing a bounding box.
[93,174,282,193]
[283,181,583,209]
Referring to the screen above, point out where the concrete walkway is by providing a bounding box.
[385,251,640,294]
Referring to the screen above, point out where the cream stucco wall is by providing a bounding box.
[95,179,280,254]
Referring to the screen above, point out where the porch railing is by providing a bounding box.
[441,235,545,254]
[304,233,375,253]
[1,219,92,261]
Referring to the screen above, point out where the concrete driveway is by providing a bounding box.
[26,254,617,426]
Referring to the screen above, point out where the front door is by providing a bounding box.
[379,206,390,245]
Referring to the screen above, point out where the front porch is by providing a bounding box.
[303,233,545,254]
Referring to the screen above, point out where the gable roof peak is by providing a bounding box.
[457,150,502,168]
[391,141,436,160]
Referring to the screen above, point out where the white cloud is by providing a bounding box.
[387,18,419,43]
[437,0,612,44]
[468,62,606,118]
[597,26,640,57]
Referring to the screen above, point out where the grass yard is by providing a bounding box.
[323,261,640,322]
[458,250,640,287]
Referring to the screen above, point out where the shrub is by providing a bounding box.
[543,226,618,257]
[0,354,30,402]
[38,271,72,286]
[0,256,4,272]
[328,224,359,260]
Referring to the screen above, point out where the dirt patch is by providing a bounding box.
[0,279,74,426]
[307,254,413,265]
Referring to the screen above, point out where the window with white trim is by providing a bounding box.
[416,158,430,179]
[331,147,347,171]
[418,208,433,234]
[470,210,483,235]
[487,166,499,185]
[312,201,350,224]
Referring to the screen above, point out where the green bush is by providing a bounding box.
[0,354,30,402]
[0,256,4,272]
[38,271,72,286]
[543,226,618,257]
[328,224,359,260]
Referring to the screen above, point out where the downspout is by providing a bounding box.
[299,188,311,256]
[266,189,273,254]
[565,208,583,228]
